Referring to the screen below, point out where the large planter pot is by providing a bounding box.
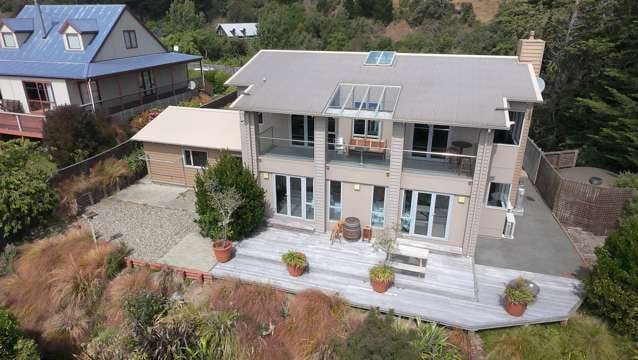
[287,265,305,277]
[505,300,527,317]
[212,240,233,263]
[370,279,393,293]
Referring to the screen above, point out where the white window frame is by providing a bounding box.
[64,33,84,51]
[272,174,313,220]
[183,149,208,168]
[352,118,381,139]
[328,180,342,221]
[289,114,314,147]
[400,189,453,241]
[409,124,451,161]
[1,32,17,48]
[370,186,386,228]
[486,182,512,209]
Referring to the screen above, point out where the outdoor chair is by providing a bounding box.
[447,146,460,168]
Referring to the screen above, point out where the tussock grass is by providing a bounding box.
[208,278,287,324]
[480,313,635,360]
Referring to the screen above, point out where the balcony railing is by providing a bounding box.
[402,149,475,177]
[0,110,46,138]
[81,79,200,115]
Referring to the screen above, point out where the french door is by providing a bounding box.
[401,190,452,240]
[274,175,314,219]
[411,124,450,159]
[291,115,314,147]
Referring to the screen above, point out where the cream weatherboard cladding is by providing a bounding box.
[313,117,328,232]
[385,122,406,229]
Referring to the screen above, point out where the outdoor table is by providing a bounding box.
[452,141,473,155]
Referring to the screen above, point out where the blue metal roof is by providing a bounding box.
[0,5,202,80]
[62,19,99,33]
[0,18,34,32]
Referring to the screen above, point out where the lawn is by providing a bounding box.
[480,314,636,360]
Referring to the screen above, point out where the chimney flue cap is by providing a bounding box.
[529,31,535,39]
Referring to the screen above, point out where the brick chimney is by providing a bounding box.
[516,31,545,76]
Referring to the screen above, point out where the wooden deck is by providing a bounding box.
[211,227,583,331]
[0,112,45,138]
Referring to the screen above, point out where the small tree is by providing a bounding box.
[207,182,243,243]
[372,228,397,265]
[43,105,116,166]
[194,151,265,241]
[0,139,57,244]
[585,215,638,339]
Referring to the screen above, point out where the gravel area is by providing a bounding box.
[86,198,199,261]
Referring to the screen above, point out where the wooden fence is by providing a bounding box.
[524,139,634,236]
[201,91,238,109]
[126,257,214,284]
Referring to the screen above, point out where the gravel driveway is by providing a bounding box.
[85,179,200,261]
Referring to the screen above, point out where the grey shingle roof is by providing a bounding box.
[226,50,543,129]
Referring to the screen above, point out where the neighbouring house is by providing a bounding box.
[222,33,545,258]
[0,4,203,138]
[132,106,241,186]
[216,23,258,38]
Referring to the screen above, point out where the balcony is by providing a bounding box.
[0,100,46,138]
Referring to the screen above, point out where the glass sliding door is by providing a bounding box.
[411,124,450,159]
[401,190,452,240]
[290,115,314,147]
[273,175,313,219]
[371,186,385,227]
[411,124,430,157]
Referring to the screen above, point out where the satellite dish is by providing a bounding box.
[173,45,179,52]
[537,78,546,93]
[187,80,197,90]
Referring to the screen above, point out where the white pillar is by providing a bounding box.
[385,121,405,231]
[313,117,327,233]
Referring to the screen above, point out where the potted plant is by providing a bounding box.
[503,277,537,316]
[282,251,307,277]
[208,182,243,263]
[369,265,395,293]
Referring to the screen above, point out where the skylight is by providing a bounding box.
[365,51,395,66]
[325,83,401,120]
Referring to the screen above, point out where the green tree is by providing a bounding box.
[407,0,454,26]
[258,3,312,49]
[194,151,265,241]
[345,0,393,24]
[42,105,116,167]
[163,0,206,34]
[0,140,57,244]
[585,215,638,339]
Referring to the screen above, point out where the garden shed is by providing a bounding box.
[131,106,242,186]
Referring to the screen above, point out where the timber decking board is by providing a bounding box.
[211,227,582,331]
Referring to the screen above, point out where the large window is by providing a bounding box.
[1,32,16,48]
[329,181,342,221]
[352,119,380,138]
[494,111,525,145]
[487,182,511,208]
[371,186,385,227]
[274,175,313,219]
[327,117,336,150]
[123,30,138,49]
[65,34,82,50]
[401,190,452,240]
[183,149,207,167]
[290,115,314,147]
[23,81,55,112]
[140,70,155,96]
[411,124,449,159]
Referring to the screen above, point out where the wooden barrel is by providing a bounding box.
[342,217,361,240]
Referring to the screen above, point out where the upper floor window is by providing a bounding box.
[1,32,17,48]
[123,30,138,49]
[494,111,525,145]
[65,33,83,50]
[352,119,381,138]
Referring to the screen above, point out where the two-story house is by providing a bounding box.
[0,4,202,138]
[224,35,545,257]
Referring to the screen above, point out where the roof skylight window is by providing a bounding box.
[365,51,395,66]
[325,83,401,120]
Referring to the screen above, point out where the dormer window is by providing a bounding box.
[65,33,83,51]
[1,32,17,48]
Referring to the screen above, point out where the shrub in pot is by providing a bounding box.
[282,251,307,277]
[369,265,395,293]
[205,180,243,263]
[503,277,537,316]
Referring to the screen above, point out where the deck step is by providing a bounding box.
[267,217,315,233]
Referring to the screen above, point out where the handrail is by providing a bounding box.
[0,110,47,118]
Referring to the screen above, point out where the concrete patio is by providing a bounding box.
[211,227,583,331]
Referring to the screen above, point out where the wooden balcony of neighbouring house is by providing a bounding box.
[0,99,46,138]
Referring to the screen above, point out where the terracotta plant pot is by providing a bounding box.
[370,279,393,293]
[287,265,305,277]
[212,240,233,263]
[505,300,527,317]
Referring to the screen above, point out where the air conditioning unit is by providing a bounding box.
[502,212,516,239]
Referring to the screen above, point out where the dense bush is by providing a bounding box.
[0,139,58,244]
[480,313,634,359]
[195,151,265,241]
[407,0,455,25]
[130,108,162,132]
[615,172,638,217]
[43,105,116,167]
[123,290,168,334]
[585,215,638,338]
[338,309,420,359]
[104,243,132,279]
[204,70,231,94]
[123,146,148,177]
[0,244,17,276]
[0,310,39,360]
